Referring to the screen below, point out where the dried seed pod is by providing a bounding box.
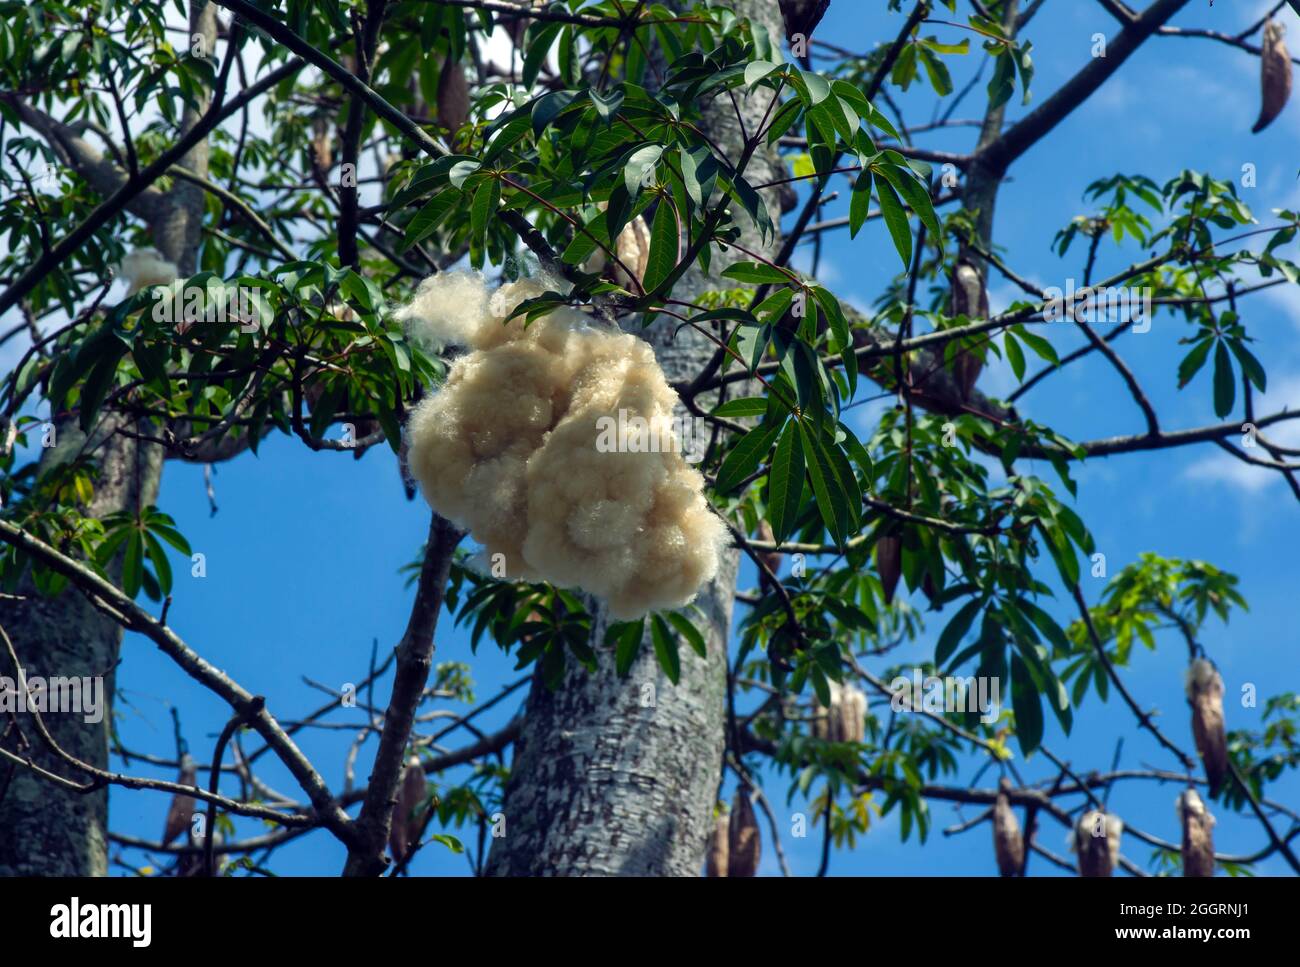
[1073,810,1122,877]
[162,753,197,847]
[389,755,427,865]
[812,681,866,742]
[580,210,651,290]
[728,789,761,877]
[310,116,332,172]
[992,777,1024,877]
[1177,788,1216,878]
[950,260,988,400]
[876,534,902,605]
[613,215,653,289]
[1252,19,1292,133]
[1186,658,1228,797]
[779,0,831,44]
[705,810,729,877]
[437,55,470,137]
[837,683,867,744]
[756,519,782,578]
[812,680,840,741]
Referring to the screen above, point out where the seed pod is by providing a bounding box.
[389,755,427,865]
[1073,809,1122,877]
[613,215,653,289]
[1186,658,1228,797]
[728,789,761,877]
[992,777,1024,877]
[311,116,332,172]
[779,0,831,44]
[705,810,729,877]
[876,534,902,605]
[1177,788,1216,878]
[162,753,197,847]
[1252,19,1292,134]
[580,210,651,289]
[812,679,841,740]
[756,519,782,578]
[949,260,988,400]
[437,55,470,138]
[837,683,867,744]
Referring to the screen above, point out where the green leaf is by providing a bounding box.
[720,260,791,285]
[876,159,940,241]
[650,614,681,684]
[917,46,953,96]
[874,176,912,267]
[1010,653,1044,755]
[711,397,768,418]
[715,421,782,494]
[400,190,460,251]
[728,175,775,244]
[811,664,832,708]
[799,68,831,105]
[836,422,872,481]
[429,833,465,854]
[1177,337,1214,388]
[447,158,481,189]
[744,59,779,87]
[987,51,1016,110]
[767,420,806,543]
[122,531,144,599]
[665,611,707,659]
[149,523,192,556]
[1227,338,1266,392]
[612,619,645,676]
[735,323,771,373]
[469,178,500,268]
[1004,331,1025,381]
[142,530,173,596]
[624,143,664,196]
[798,421,852,547]
[589,87,624,122]
[936,597,984,667]
[78,345,128,432]
[1212,340,1235,417]
[641,200,679,293]
[1013,326,1058,365]
[522,21,562,88]
[849,171,873,239]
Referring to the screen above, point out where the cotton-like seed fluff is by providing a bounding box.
[119,247,179,295]
[400,273,726,620]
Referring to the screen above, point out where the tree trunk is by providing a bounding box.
[0,425,163,876]
[486,0,786,877]
[0,1,214,876]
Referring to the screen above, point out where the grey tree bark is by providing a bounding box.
[485,0,786,877]
[0,1,215,876]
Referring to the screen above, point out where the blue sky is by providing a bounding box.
[8,0,1298,876]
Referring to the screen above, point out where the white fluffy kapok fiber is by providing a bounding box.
[400,273,725,620]
[119,247,179,295]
